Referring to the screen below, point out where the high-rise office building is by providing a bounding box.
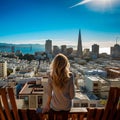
[77,29,83,57]
[83,48,90,56]
[61,45,67,54]
[92,44,99,58]
[66,47,73,56]
[45,39,52,54]
[11,46,15,53]
[111,44,120,59]
[53,45,60,56]
[0,61,7,78]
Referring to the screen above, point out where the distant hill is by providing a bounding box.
[0,43,13,46]
[0,43,45,54]
[0,43,44,47]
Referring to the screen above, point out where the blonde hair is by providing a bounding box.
[50,53,70,89]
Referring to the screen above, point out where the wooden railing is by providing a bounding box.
[18,108,87,120]
[0,87,120,120]
[87,87,120,120]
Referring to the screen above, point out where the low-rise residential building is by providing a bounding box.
[19,77,48,109]
[0,61,7,78]
[72,92,98,107]
[105,67,120,78]
[85,76,110,98]
[85,69,107,78]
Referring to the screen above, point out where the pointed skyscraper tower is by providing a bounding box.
[77,29,83,57]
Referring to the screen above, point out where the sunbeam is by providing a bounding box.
[70,0,92,8]
[70,0,118,12]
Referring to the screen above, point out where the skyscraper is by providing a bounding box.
[45,39,52,54]
[92,44,99,58]
[77,29,83,57]
[111,43,120,59]
[53,45,60,56]
[11,46,15,53]
[61,45,67,55]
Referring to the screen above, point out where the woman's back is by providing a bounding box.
[47,73,75,111]
[42,53,75,113]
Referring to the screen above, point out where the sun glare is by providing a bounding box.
[70,0,119,12]
[88,0,117,11]
[91,0,113,6]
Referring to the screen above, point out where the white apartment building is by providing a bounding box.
[72,92,98,107]
[85,76,110,98]
[0,61,7,78]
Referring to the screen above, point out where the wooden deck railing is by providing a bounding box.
[87,87,120,120]
[0,87,120,120]
[18,108,87,120]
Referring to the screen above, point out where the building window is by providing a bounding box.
[90,104,96,107]
[24,96,29,105]
[93,83,98,87]
[73,103,80,107]
[81,103,88,107]
[19,96,29,106]
[93,89,99,92]
[38,96,42,108]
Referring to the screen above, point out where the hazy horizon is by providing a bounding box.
[0,41,111,54]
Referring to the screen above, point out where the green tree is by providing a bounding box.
[7,68,13,76]
[23,54,35,61]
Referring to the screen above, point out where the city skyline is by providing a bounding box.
[0,0,120,50]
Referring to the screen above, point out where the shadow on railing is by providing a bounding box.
[18,108,87,120]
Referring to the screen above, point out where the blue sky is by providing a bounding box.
[0,0,120,49]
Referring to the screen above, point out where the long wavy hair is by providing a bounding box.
[50,53,71,89]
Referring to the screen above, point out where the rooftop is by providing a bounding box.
[74,92,89,100]
[19,82,44,95]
